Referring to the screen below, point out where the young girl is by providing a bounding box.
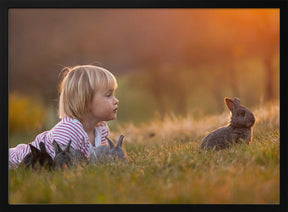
[9,65,119,168]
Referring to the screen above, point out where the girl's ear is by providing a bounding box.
[29,144,40,156]
[106,136,115,148]
[225,97,234,111]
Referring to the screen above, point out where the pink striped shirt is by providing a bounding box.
[9,116,109,169]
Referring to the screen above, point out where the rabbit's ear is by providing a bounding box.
[106,136,115,148]
[64,140,72,152]
[29,144,40,156]
[117,135,124,147]
[225,97,235,111]
[53,140,62,153]
[233,98,241,108]
[39,142,47,153]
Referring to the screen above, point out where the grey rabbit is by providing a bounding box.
[200,97,255,150]
[90,135,128,163]
[53,140,88,169]
[21,142,53,170]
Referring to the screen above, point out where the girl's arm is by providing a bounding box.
[9,131,50,169]
[98,121,110,145]
[51,119,90,157]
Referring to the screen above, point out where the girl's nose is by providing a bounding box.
[114,97,119,105]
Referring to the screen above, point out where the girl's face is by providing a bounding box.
[89,86,119,122]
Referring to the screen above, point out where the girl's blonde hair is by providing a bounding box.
[58,65,118,120]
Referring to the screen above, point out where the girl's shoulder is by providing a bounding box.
[51,117,89,152]
[57,116,82,127]
[61,116,79,124]
[53,116,86,135]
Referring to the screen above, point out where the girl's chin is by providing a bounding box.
[105,114,117,121]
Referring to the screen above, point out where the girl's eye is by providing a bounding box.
[105,89,115,97]
[106,92,115,98]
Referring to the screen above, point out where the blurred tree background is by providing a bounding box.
[9,9,279,134]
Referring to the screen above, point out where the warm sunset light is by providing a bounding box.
[9,9,279,204]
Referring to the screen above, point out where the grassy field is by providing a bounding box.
[8,100,279,204]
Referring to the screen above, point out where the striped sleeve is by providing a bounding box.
[9,118,91,169]
[52,119,89,156]
[9,131,49,169]
[9,144,27,168]
[100,122,109,145]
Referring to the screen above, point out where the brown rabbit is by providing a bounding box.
[200,97,256,150]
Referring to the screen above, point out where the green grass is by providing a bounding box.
[9,101,279,204]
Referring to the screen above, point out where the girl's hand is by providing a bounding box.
[96,122,104,127]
